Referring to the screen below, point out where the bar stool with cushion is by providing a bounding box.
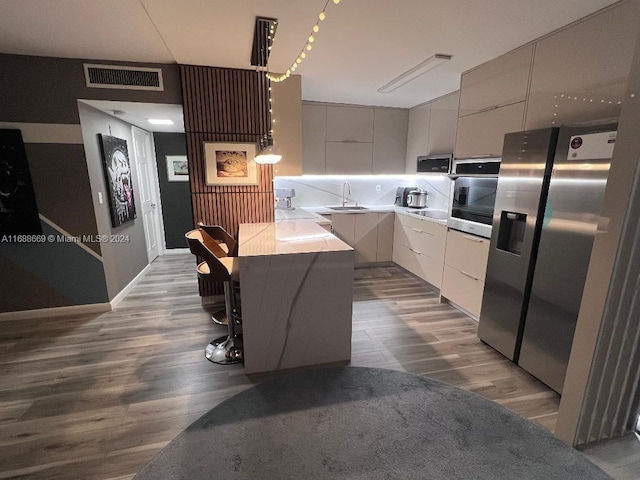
[199,223,238,257]
[195,224,239,325]
[185,228,243,365]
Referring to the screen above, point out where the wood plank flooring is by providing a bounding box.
[0,254,630,479]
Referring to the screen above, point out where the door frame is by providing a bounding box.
[131,125,167,259]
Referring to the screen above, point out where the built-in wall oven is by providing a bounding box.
[447,158,501,239]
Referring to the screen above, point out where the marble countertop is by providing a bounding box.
[239,220,353,257]
[274,207,330,223]
[302,205,449,226]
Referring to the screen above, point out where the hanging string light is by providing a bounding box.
[266,0,342,83]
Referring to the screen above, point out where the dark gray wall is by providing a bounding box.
[0,54,182,124]
[78,103,149,300]
[153,133,192,249]
[0,53,182,313]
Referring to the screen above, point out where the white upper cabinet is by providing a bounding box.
[325,142,373,174]
[458,45,533,117]
[525,1,639,129]
[405,91,459,172]
[301,104,326,174]
[454,101,525,158]
[303,102,408,175]
[372,108,409,174]
[326,106,374,142]
[405,104,431,173]
[427,92,459,155]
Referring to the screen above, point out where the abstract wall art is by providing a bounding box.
[98,134,136,228]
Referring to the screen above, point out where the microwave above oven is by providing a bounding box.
[417,154,452,174]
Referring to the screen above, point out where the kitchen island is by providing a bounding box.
[238,220,354,374]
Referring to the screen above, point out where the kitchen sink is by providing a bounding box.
[328,206,368,211]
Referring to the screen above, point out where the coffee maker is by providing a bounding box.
[275,188,295,209]
[394,187,417,207]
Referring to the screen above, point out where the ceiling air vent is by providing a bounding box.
[83,64,164,91]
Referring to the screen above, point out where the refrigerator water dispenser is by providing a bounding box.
[497,211,527,256]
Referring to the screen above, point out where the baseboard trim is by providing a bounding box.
[110,263,152,309]
[0,302,112,321]
[163,248,190,255]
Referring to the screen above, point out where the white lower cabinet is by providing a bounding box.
[440,229,490,318]
[331,212,394,264]
[392,213,447,288]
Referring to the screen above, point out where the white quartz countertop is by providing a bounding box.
[302,205,449,225]
[274,207,330,223]
[239,220,353,257]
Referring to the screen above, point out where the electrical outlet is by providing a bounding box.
[375,185,382,193]
[98,192,103,204]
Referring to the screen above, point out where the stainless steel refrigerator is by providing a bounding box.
[477,123,617,393]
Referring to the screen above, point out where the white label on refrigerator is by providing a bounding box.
[567,131,617,160]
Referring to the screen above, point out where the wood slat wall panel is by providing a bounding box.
[180,65,274,296]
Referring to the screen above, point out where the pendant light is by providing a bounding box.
[255,131,282,164]
[252,17,282,165]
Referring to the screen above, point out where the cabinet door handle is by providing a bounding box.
[460,270,480,281]
[476,105,499,114]
[411,227,433,236]
[463,234,484,243]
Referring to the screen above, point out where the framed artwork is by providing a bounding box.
[166,155,189,182]
[204,142,258,186]
[0,129,42,235]
[98,134,136,228]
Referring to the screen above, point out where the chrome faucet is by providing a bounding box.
[342,181,351,207]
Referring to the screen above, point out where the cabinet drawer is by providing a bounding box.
[444,229,490,281]
[441,265,485,317]
[392,240,415,271]
[404,227,445,262]
[397,213,445,235]
[394,244,444,289]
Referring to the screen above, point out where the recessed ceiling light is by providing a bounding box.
[378,54,452,94]
[148,118,174,125]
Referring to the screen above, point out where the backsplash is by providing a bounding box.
[274,175,451,211]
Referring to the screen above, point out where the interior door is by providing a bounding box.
[131,126,162,263]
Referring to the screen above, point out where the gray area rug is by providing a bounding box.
[134,366,609,479]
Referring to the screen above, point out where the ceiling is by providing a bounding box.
[79,100,185,133]
[0,0,620,108]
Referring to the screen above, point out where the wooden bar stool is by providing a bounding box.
[185,228,243,365]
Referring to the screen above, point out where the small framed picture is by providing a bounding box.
[204,142,258,186]
[166,155,189,182]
